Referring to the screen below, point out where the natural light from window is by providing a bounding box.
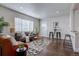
[15,17,34,32]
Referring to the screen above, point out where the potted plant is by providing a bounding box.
[19,44,24,51]
[0,17,9,33]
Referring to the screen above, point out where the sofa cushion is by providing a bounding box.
[25,32,29,36]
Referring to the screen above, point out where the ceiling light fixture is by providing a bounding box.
[56,11,59,14]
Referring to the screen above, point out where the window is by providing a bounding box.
[15,18,22,32]
[15,17,34,32]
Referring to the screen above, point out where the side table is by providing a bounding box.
[16,47,27,56]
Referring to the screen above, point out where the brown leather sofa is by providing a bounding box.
[0,36,28,56]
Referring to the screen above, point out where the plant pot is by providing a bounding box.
[19,48,24,51]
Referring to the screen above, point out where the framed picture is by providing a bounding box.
[53,22,59,28]
[10,28,15,33]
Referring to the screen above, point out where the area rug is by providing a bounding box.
[27,38,50,56]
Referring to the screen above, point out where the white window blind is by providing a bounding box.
[15,17,34,32]
[15,18,22,32]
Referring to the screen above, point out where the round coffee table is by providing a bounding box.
[16,47,27,56]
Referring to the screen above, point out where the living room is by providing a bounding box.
[0,3,79,56]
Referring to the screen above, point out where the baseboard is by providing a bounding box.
[74,48,79,52]
[41,36,49,39]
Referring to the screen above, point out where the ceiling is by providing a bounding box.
[1,3,72,19]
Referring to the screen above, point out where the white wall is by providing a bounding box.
[40,19,48,37]
[69,6,79,52]
[40,15,71,39]
[0,6,40,34]
[74,10,79,32]
[72,9,79,52]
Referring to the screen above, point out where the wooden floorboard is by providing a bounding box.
[36,38,79,56]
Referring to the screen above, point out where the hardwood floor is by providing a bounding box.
[37,38,79,56]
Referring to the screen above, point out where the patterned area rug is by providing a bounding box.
[27,38,50,56]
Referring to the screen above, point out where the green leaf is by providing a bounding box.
[19,44,24,48]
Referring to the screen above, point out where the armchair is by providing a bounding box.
[0,35,28,56]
